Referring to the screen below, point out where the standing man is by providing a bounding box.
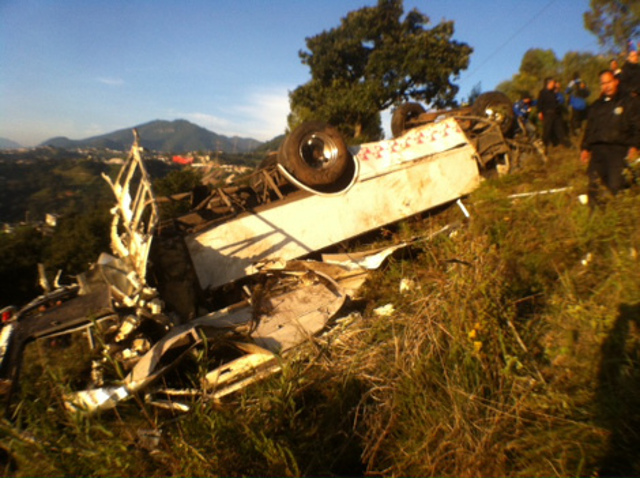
[538,77,570,151]
[580,70,640,203]
[566,74,590,136]
[619,50,640,98]
[610,58,622,80]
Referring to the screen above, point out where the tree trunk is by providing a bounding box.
[354,122,362,139]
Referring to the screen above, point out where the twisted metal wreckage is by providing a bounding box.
[0,93,544,414]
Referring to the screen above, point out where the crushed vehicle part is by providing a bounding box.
[391,91,545,173]
[64,268,345,413]
[391,91,515,138]
[186,118,479,290]
[1,109,519,415]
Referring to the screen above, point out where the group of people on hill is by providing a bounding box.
[513,76,590,150]
[513,47,640,205]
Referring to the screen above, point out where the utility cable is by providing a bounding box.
[462,0,558,82]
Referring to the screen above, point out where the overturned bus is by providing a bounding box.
[0,92,542,413]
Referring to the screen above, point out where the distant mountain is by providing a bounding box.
[254,133,286,153]
[39,119,263,153]
[0,137,23,149]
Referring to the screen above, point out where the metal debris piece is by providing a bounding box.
[322,245,406,271]
[507,187,573,199]
[373,304,395,317]
[456,198,470,218]
[136,428,162,451]
[399,278,418,293]
[65,385,131,412]
[64,269,346,413]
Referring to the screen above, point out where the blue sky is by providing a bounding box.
[1,0,600,147]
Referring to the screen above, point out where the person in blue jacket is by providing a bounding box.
[566,73,590,136]
[513,93,536,135]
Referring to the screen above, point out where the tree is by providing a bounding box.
[519,49,560,78]
[466,82,482,106]
[497,49,560,101]
[497,49,606,104]
[153,168,204,219]
[0,226,47,306]
[559,51,608,100]
[46,206,111,277]
[288,0,472,142]
[584,0,640,54]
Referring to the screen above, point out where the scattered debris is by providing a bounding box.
[507,187,573,199]
[456,198,470,218]
[399,278,418,293]
[136,428,162,452]
[373,304,395,317]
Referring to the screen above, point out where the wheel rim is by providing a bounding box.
[481,104,512,130]
[298,132,340,170]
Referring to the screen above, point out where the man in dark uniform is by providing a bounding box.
[610,58,622,80]
[619,50,640,98]
[538,77,570,151]
[580,69,640,204]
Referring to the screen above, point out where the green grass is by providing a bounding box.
[2,147,640,476]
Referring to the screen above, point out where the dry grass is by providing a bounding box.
[2,146,640,476]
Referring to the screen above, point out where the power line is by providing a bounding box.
[462,0,558,82]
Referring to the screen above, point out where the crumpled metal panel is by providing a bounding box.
[187,141,480,290]
[64,269,347,413]
[101,130,158,296]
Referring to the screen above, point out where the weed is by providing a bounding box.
[2,147,640,476]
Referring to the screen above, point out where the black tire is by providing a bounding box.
[472,91,515,135]
[391,102,426,138]
[278,122,349,187]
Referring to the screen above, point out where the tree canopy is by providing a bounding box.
[497,49,560,100]
[288,0,472,143]
[584,0,640,54]
[497,48,607,104]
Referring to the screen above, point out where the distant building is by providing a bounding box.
[172,155,193,165]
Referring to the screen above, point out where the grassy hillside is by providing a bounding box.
[2,146,639,476]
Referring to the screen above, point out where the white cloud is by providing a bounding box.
[232,88,291,139]
[97,77,125,86]
[179,112,235,134]
[177,86,291,141]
